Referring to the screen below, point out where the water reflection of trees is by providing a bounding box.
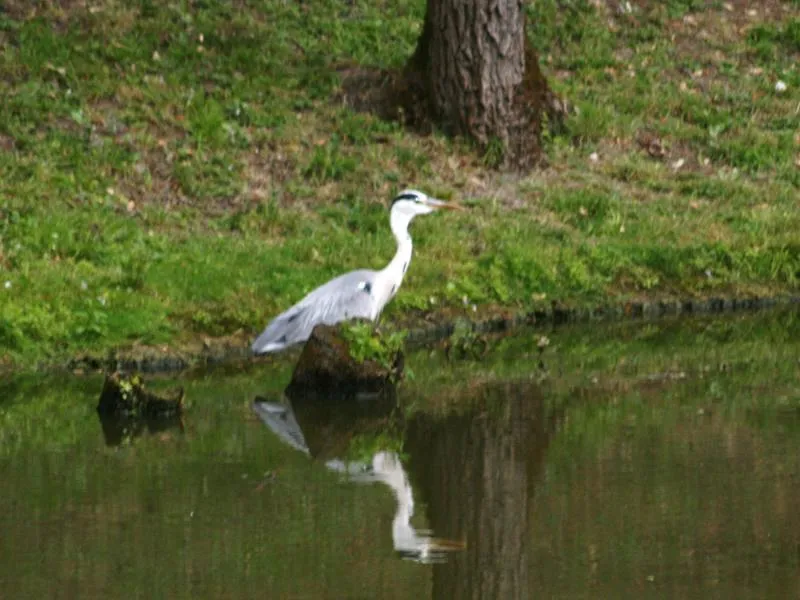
[405,380,557,600]
[528,400,800,597]
[256,377,559,587]
[255,386,464,563]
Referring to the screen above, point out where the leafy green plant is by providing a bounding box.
[748,18,800,59]
[74,299,109,341]
[340,322,406,371]
[482,137,505,168]
[446,319,488,361]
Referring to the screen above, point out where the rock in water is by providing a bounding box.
[286,324,403,396]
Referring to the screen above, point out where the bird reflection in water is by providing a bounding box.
[253,399,465,564]
[328,451,465,563]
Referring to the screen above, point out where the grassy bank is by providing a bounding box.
[1,0,799,369]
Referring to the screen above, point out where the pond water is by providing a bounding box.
[2,309,799,599]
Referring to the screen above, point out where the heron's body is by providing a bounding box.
[251,190,458,354]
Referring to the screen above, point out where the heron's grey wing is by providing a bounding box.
[301,269,379,321]
[251,269,377,354]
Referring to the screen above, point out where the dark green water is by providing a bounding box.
[2,310,800,599]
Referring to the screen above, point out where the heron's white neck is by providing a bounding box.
[371,452,417,549]
[380,210,414,294]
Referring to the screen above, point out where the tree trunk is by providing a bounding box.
[406,0,556,170]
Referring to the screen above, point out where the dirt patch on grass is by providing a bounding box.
[0,133,16,152]
[664,0,795,65]
[712,0,793,28]
[1,0,143,24]
[634,130,716,175]
[243,144,296,202]
[1,0,84,20]
[337,67,407,125]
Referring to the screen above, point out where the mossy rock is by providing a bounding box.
[286,324,403,396]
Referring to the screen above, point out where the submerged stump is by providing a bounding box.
[286,324,403,396]
[97,372,184,417]
[97,372,184,445]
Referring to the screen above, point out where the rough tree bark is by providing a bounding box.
[404,0,560,170]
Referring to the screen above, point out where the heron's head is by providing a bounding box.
[390,189,462,219]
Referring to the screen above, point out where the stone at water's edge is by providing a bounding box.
[286,324,403,395]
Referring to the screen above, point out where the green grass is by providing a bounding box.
[1,0,799,369]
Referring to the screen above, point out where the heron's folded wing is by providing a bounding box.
[251,269,377,353]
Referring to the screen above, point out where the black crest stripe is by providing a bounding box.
[392,193,419,205]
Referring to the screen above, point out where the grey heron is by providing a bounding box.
[251,189,461,354]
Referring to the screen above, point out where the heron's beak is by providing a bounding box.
[426,197,464,211]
